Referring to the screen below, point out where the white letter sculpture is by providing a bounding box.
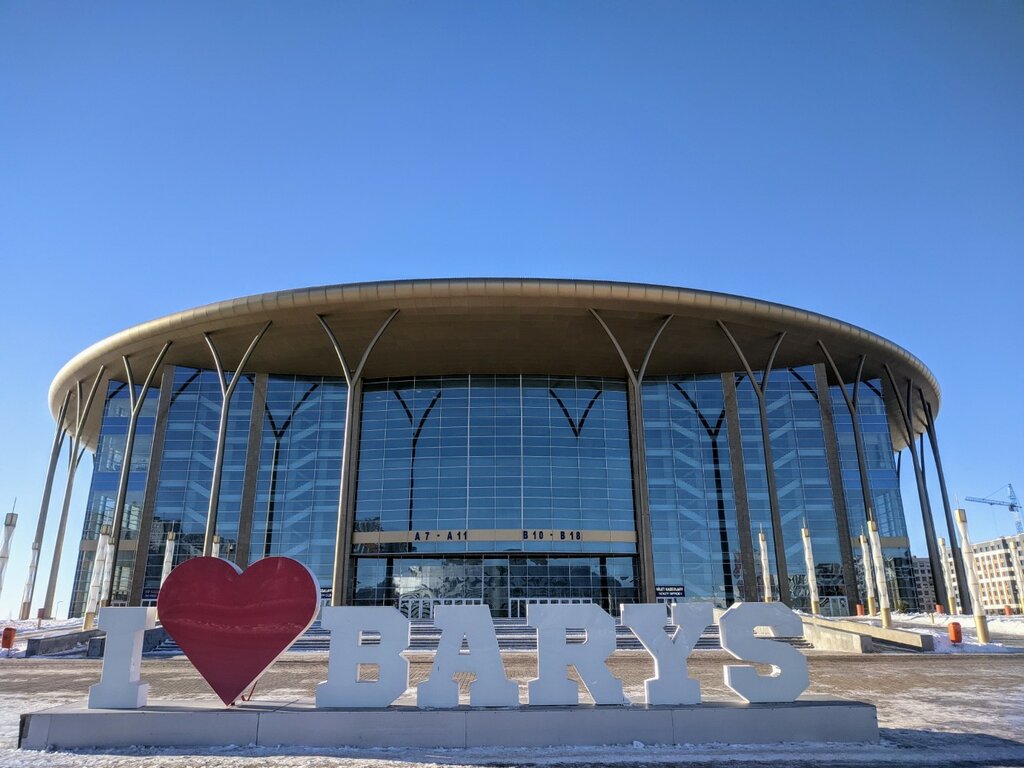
[316,606,410,708]
[88,607,155,709]
[527,603,625,705]
[718,602,809,703]
[621,602,711,705]
[417,604,518,707]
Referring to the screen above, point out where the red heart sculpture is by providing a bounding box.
[157,556,319,706]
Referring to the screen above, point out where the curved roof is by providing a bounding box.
[49,278,940,450]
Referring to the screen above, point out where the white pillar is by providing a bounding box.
[1009,536,1024,615]
[21,542,40,618]
[801,526,819,615]
[160,531,177,587]
[759,529,773,602]
[955,508,990,643]
[937,537,957,614]
[867,520,892,628]
[859,533,877,615]
[211,534,221,559]
[99,537,115,608]
[0,512,17,601]
[83,525,111,630]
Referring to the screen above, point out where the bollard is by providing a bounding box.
[949,622,962,644]
[856,604,865,617]
[935,604,945,615]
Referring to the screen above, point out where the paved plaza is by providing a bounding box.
[2,650,1024,766]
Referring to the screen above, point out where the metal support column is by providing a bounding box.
[722,372,758,601]
[812,362,859,610]
[921,395,971,614]
[128,365,175,605]
[42,367,107,618]
[882,365,951,613]
[817,346,875,527]
[718,322,790,604]
[20,390,71,620]
[590,310,673,604]
[319,310,400,606]
[202,322,272,556]
[235,373,268,568]
[102,343,171,606]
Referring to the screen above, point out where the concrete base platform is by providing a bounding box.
[20,697,878,750]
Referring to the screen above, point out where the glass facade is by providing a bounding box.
[351,374,637,614]
[734,367,847,609]
[831,379,918,610]
[68,355,922,618]
[353,375,635,551]
[643,375,742,607]
[250,375,347,587]
[139,367,253,601]
[69,381,157,615]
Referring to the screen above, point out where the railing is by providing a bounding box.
[397,597,484,619]
[508,597,593,619]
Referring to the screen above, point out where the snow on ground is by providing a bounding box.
[897,612,1024,637]
[3,696,1024,766]
[842,612,1024,652]
[896,626,1020,654]
[0,618,82,635]
[2,653,1023,766]
[0,618,89,660]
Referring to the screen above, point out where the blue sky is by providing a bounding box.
[1,2,1022,619]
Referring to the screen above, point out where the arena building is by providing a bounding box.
[19,279,974,620]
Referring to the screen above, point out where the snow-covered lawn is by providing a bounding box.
[0,618,88,660]
[896,612,1024,637]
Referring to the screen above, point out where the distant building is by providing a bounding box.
[913,556,937,611]
[946,533,1024,615]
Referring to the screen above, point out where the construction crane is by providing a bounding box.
[965,484,1023,535]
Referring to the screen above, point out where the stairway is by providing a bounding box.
[147,617,812,656]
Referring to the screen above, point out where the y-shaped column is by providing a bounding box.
[103,342,172,606]
[19,390,71,619]
[0,509,17,604]
[920,393,970,614]
[817,345,877,610]
[202,323,271,556]
[718,322,789,604]
[42,367,107,618]
[590,310,673,603]
[318,309,400,606]
[882,365,951,613]
[818,347,873,524]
